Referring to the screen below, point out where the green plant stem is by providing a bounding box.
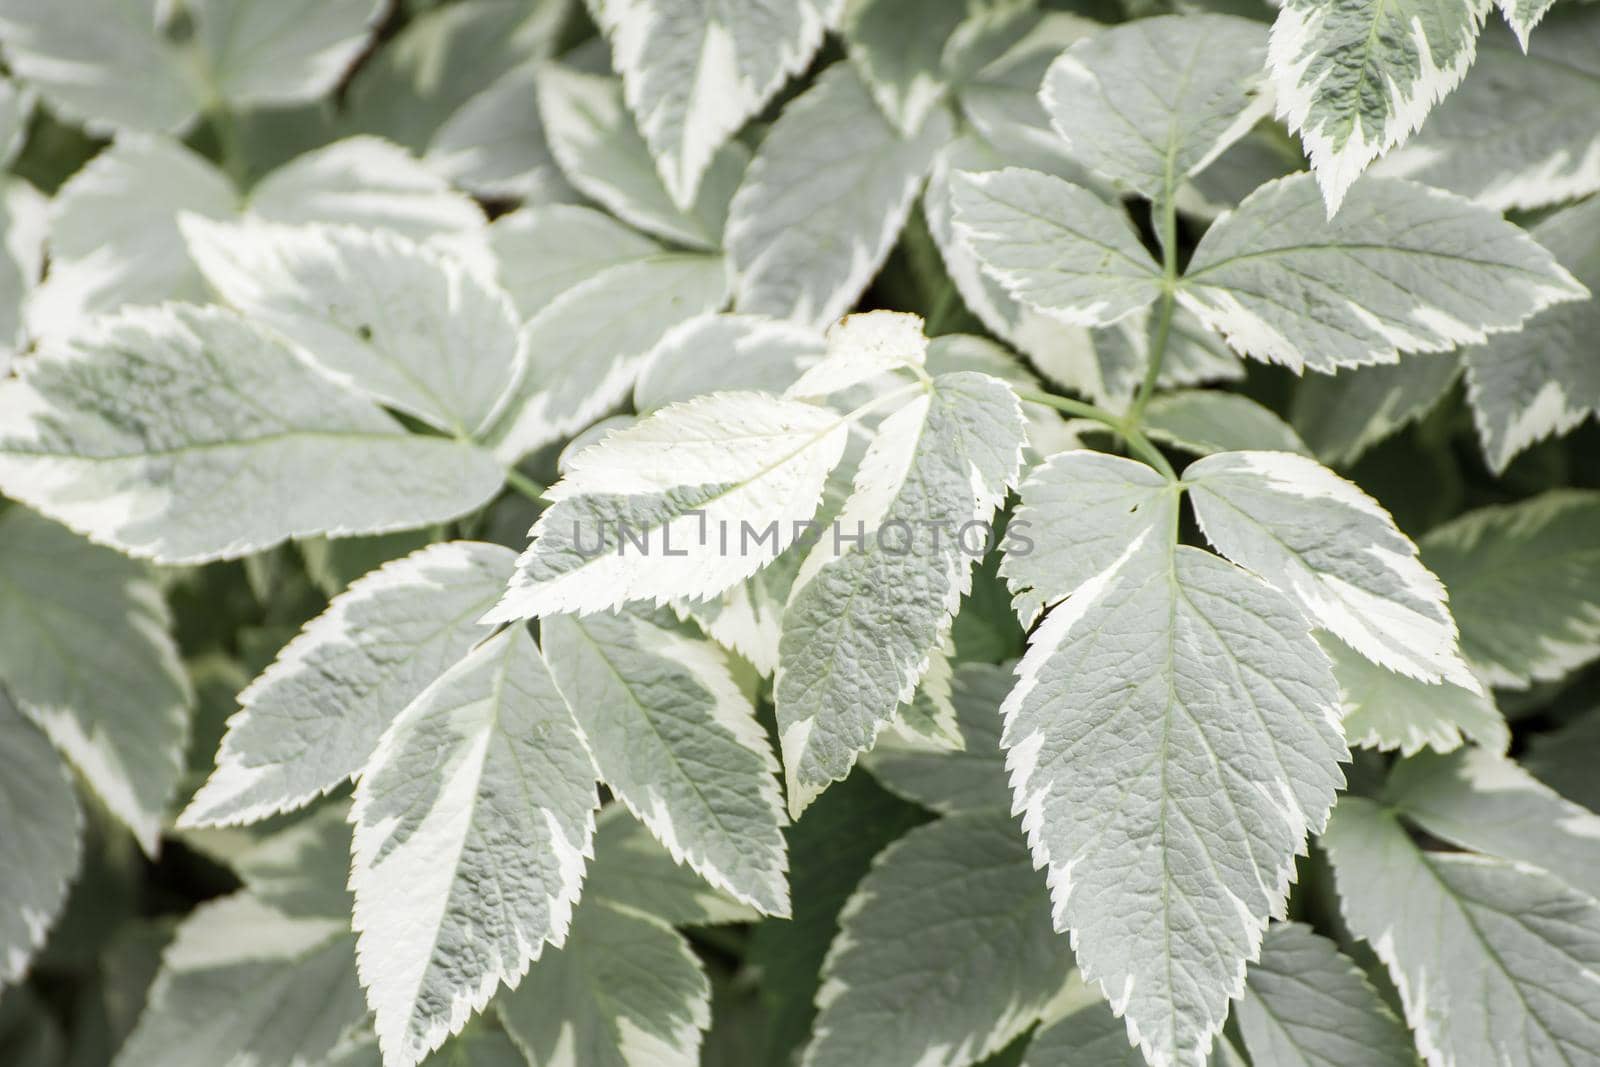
[1129,192,1182,425]
[504,469,547,504]
[1017,388,1177,481]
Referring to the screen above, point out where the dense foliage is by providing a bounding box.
[1,1,1599,1066]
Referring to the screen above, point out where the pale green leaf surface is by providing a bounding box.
[542,609,790,915]
[1322,634,1508,758]
[590,0,840,207]
[776,373,1025,815]
[183,217,523,440]
[1041,14,1270,201]
[182,542,515,828]
[1386,746,1600,895]
[952,166,1163,328]
[486,252,731,465]
[1185,450,1474,687]
[1324,795,1600,1067]
[1421,492,1600,688]
[0,691,81,986]
[803,813,1073,1067]
[351,626,599,1067]
[0,305,504,564]
[787,310,928,401]
[1021,994,1147,1067]
[0,178,45,373]
[0,508,189,855]
[537,63,746,251]
[844,0,968,136]
[1463,196,1600,472]
[1291,354,1461,466]
[1178,174,1586,373]
[488,390,851,620]
[634,313,818,413]
[425,62,576,204]
[188,0,382,111]
[497,897,710,1067]
[487,205,661,321]
[1525,711,1600,814]
[1237,921,1415,1067]
[584,805,760,926]
[1372,12,1600,210]
[726,61,953,327]
[1001,532,1346,1067]
[112,894,366,1067]
[865,661,1012,816]
[1142,392,1310,457]
[999,450,1179,627]
[1269,0,1490,214]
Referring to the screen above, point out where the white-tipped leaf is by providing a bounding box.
[1186,450,1475,688]
[999,450,1179,627]
[776,372,1026,816]
[951,167,1164,328]
[786,311,929,400]
[1269,0,1489,214]
[1324,795,1600,1067]
[0,691,82,986]
[0,305,504,563]
[589,0,840,209]
[1178,174,1586,373]
[726,61,953,327]
[1421,492,1600,688]
[1000,531,1347,1067]
[183,217,522,440]
[350,626,599,1067]
[542,609,790,916]
[488,390,852,621]
[182,542,515,828]
[1322,635,1508,758]
[0,508,189,854]
[1041,14,1271,201]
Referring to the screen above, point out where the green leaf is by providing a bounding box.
[112,894,367,1067]
[1001,531,1346,1067]
[484,252,731,464]
[496,898,710,1067]
[1322,634,1508,758]
[182,542,514,828]
[0,305,504,563]
[865,661,1012,816]
[1142,391,1311,457]
[844,0,968,136]
[1021,990,1147,1066]
[803,813,1073,1067]
[1236,922,1415,1067]
[634,313,818,413]
[0,507,190,854]
[584,805,760,926]
[1325,795,1600,1067]
[424,62,575,204]
[1374,10,1600,210]
[590,0,840,207]
[1185,450,1475,687]
[537,63,746,251]
[776,372,1025,815]
[542,609,790,916]
[1421,491,1600,688]
[1178,174,1587,372]
[999,450,1180,627]
[1385,746,1600,894]
[727,61,953,326]
[487,204,662,321]
[1463,196,1600,472]
[350,626,599,1067]
[951,166,1163,328]
[0,690,81,986]
[0,0,381,134]
[1041,14,1270,203]
[1525,712,1600,814]
[1268,0,1489,214]
[183,217,523,440]
[488,389,852,619]
[1291,354,1461,466]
